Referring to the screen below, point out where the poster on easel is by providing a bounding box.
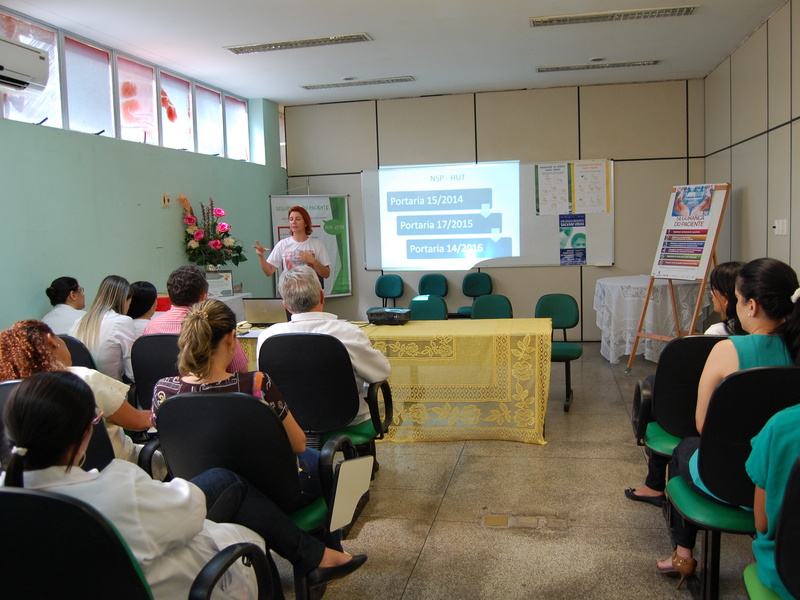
[651,184,729,281]
[269,195,352,297]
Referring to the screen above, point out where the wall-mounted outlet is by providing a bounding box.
[162,194,171,207]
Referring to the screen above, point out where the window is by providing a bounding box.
[1,9,254,162]
[196,85,223,156]
[160,72,192,151]
[117,57,156,144]
[225,95,249,161]
[64,37,113,136]
[0,14,61,127]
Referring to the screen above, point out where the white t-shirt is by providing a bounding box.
[42,304,86,335]
[703,322,729,336]
[18,460,263,600]
[70,310,136,381]
[266,237,330,273]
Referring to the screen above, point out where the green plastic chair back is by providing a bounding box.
[418,274,448,297]
[534,294,579,329]
[471,294,513,319]
[375,274,404,307]
[457,272,492,316]
[410,294,448,320]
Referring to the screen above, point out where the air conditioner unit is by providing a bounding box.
[0,35,49,93]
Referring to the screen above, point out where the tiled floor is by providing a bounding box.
[275,343,754,599]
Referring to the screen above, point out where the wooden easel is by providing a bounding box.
[625,183,730,373]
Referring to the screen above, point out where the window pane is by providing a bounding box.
[1,13,62,127]
[224,95,249,161]
[161,72,192,151]
[64,37,112,136]
[196,85,222,156]
[118,56,156,144]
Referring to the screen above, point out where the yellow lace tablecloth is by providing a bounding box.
[363,318,552,445]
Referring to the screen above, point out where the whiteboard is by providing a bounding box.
[363,159,614,269]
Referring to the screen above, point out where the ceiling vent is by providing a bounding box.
[537,60,661,73]
[226,33,372,55]
[301,76,415,90]
[530,6,697,27]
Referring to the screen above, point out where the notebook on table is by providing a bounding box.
[242,298,289,327]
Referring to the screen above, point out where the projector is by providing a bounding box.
[368,308,411,325]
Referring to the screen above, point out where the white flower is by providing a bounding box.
[187,240,200,249]
[223,237,236,247]
[187,226,198,234]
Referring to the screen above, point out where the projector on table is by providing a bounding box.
[367,308,411,325]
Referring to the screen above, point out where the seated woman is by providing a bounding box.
[746,403,800,599]
[657,257,800,586]
[126,281,158,338]
[70,275,136,382]
[152,299,321,510]
[41,276,86,334]
[626,261,745,506]
[1,371,366,600]
[0,320,158,473]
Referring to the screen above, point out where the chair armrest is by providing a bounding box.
[137,436,162,476]
[364,380,393,439]
[631,378,653,446]
[319,434,358,504]
[189,542,275,600]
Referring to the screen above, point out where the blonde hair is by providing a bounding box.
[72,275,130,351]
[177,299,236,379]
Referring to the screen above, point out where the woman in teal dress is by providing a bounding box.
[656,258,800,587]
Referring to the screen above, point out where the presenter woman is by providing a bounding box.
[252,206,330,282]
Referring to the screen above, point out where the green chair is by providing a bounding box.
[534,293,583,412]
[471,294,513,319]
[666,367,800,600]
[743,455,800,600]
[0,486,274,600]
[457,272,492,317]
[631,335,724,457]
[418,273,448,298]
[374,274,404,308]
[409,294,448,320]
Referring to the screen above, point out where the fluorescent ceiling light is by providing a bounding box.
[226,33,372,55]
[537,60,661,73]
[530,6,697,27]
[301,76,415,90]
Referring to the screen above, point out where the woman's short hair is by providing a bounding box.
[177,299,237,379]
[0,320,62,382]
[278,266,321,314]
[45,277,80,306]
[2,371,96,487]
[289,206,313,235]
[127,281,158,320]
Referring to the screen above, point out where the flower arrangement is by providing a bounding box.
[178,194,247,267]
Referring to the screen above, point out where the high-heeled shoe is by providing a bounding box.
[656,550,697,589]
[307,554,367,588]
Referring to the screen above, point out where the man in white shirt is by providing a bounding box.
[256,266,390,425]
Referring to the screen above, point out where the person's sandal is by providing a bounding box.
[657,550,697,589]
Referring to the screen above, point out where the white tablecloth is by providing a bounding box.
[593,275,710,363]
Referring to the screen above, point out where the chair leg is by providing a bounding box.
[563,361,574,412]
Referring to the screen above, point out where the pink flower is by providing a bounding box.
[214,208,226,217]
[183,214,197,226]
[208,239,223,250]
[216,222,231,233]
[193,229,205,241]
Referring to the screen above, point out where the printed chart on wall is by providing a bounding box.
[650,184,730,281]
[535,160,611,266]
[269,195,352,296]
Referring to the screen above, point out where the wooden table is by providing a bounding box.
[363,318,552,445]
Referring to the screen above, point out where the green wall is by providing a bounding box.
[0,99,286,328]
